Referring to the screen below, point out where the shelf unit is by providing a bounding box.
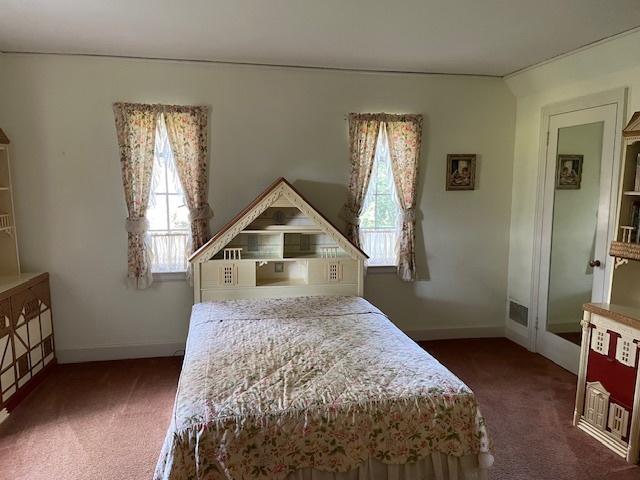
[0,134,20,277]
[611,112,640,269]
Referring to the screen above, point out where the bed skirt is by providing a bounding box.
[286,453,492,480]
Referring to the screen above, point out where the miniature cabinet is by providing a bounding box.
[0,129,56,414]
[189,178,368,302]
[574,303,640,462]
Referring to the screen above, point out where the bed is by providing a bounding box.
[154,296,492,480]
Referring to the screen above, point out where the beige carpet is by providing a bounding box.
[0,339,638,479]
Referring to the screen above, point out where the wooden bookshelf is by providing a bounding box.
[0,130,19,277]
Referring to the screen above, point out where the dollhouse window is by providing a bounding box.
[608,403,629,440]
[147,117,190,273]
[615,337,637,367]
[360,127,401,267]
[327,262,341,282]
[221,265,237,286]
[590,328,609,356]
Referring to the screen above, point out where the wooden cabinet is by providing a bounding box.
[574,303,640,463]
[0,273,56,412]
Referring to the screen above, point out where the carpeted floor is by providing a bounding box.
[0,338,638,480]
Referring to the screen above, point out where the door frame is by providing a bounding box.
[528,88,627,367]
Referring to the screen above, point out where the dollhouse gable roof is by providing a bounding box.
[189,177,368,263]
[623,111,640,139]
[586,381,609,395]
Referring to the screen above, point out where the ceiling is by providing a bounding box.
[1,0,640,76]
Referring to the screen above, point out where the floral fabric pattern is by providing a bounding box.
[113,103,160,289]
[386,115,423,282]
[164,106,212,254]
[344,113,423,281]
[154,296,490,480]
[343,114,381,248]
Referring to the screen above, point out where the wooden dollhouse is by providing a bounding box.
[574,112,640,463]
[189,178,368,302]
[574,304,640,462]
[0,129,55,417]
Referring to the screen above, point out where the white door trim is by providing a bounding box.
[528,88,627,362]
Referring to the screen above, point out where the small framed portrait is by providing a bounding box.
[274,262,284,273]
[556,154,583,190]
[446,154,476,190]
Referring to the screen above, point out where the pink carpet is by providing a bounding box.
[0,339,638,479]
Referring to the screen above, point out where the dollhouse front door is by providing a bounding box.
[533,95,624,374]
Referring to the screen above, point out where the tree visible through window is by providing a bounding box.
[360,127,401,266]
[146,117,191,273]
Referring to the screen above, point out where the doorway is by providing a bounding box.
[531,90,626,374]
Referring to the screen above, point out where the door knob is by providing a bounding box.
[589,260,601,268]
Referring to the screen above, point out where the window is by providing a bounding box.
[146,117,190,273]
[359,127,401,266]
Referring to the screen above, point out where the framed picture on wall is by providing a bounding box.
[556,154,583,190]
[446,154,476,190]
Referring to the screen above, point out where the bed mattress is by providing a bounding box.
[154,296,491,480]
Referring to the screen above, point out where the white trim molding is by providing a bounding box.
[527,87,627,357]
[56,341,186,364]
[406,325,505,342]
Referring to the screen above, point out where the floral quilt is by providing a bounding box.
[154,296,490,480]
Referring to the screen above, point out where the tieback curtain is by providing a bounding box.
[113,103,160,289]
[163,105,212,254]
[386,116,423,282]
[344,113,423,282]
[343,114,382,248]
[113,102,212,288]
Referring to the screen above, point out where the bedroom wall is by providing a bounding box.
[504,29,640,347]
[0,53,515,362]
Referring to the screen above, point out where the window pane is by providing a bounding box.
[375,194,397,229]
[151,155,168,194]
[168,194,190,230]
[359,125,401,266]
[149,232,189,273]
[360,199,376,229]
[147,193,169,230]
[375,154,394,195]
[146,115,191,273]
[155,118,184,194]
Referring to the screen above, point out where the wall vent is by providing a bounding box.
[509,300,528,327]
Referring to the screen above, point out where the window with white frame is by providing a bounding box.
[359,127,401,266]
[146,117,190,273]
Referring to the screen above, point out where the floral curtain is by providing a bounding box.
[163,106,212,255]
[113,103,160,289]
[385,114,423,282]
[343,114,382,248]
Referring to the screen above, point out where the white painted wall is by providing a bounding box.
[505,29,640,346]
[0,53,515,361]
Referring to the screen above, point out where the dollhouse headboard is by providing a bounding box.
[188,178,367,303]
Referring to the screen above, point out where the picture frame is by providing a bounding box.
[446,154,476,190]
[556,154,583,190]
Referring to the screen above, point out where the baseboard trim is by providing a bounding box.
[505,319,532,350]
[56,341,186,364]
[405,325,505,342]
